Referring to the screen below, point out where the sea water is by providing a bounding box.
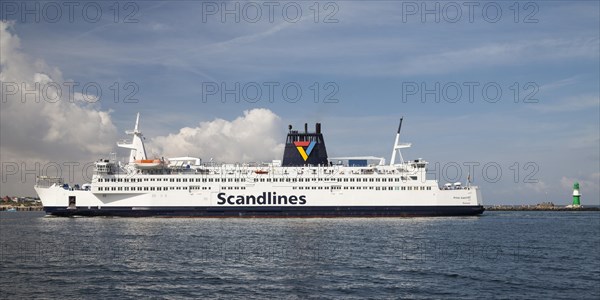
[1,211,598,299]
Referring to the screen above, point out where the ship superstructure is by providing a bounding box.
[35,114,484,217]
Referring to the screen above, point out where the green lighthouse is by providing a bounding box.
[572,182,581,206]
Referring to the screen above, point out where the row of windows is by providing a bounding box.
[96,185,432,192]
[98,177,234,183]
[98,177,419,183]
[97,186,214,192]
[98,178,255,183]
[293,186,432,191]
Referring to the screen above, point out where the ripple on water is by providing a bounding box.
[0,211,599,298]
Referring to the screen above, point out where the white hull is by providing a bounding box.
[36,168,484,217]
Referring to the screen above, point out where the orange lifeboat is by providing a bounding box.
[254,170,268,174]
[134,159,164,169]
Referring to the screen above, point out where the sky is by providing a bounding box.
[0,0,598,205]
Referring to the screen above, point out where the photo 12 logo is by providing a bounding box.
[400,1,539,23]
[0,1,140,23]
[201,81,339,103]
[1,81,140,104]
[401,81,539,104]
[425,161,540,184]
[200,1,340,24]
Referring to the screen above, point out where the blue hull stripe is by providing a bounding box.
[44,206,485,217]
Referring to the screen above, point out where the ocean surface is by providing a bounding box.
[1,211,598,299]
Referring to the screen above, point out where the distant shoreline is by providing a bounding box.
[1,206,599,212]
[0,206,44,211]
[485,206,599,211]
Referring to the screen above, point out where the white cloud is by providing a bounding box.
[0,22,288,195]
[0,21,117,160]
[520,180,549,194]
[539,77,578,92]
[530,94,600,113]
[148,108,285,163]
[561,173,600,191]
[0,21,118,195]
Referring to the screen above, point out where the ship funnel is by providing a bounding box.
[282,122,329,166]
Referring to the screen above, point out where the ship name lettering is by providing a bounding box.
[216,192,307,205]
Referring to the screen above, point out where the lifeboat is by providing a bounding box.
[134,159,164,169]
[254,170,268,174]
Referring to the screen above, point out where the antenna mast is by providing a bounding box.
[389,117,412,166]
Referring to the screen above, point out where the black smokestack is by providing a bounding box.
[282,122,328,166]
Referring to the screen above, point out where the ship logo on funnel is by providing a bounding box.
[294,141,316,161]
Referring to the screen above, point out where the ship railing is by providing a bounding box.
[36,176,64,188]
[440,186,473,191]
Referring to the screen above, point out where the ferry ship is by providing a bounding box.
[35,114,485,217]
